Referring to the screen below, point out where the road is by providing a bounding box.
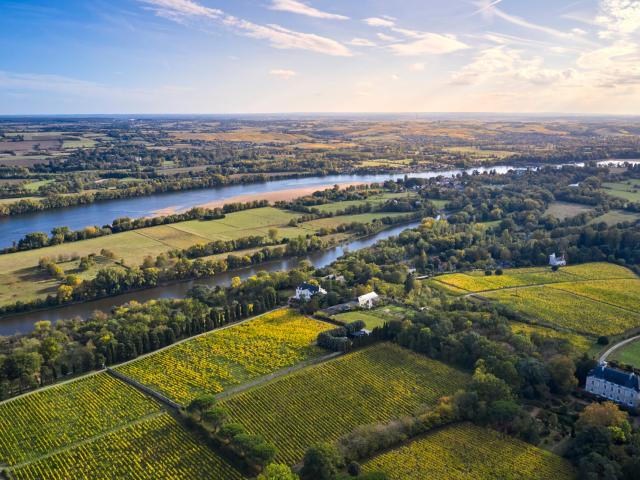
[599,335,640,363]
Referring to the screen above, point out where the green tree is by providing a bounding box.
[257,464,299,480]
[300,443,343,480]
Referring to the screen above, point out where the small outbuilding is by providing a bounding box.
[358,291,380,309]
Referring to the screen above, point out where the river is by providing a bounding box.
[0,221,420,335]
[0,159,637,334]
[0,166,522,249]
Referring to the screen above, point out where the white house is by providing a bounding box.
[294,282,327,301]
[586,363,640,408]
[358,291,380,309]
[549,253,567,267]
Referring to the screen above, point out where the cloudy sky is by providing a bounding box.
[1,0,639,114]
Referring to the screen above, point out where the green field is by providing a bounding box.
[0,373,160,466]
[432,263,635,293]
[610,338,640,368]
[301,212,413,231]
[115,309,332,405]
[333,305,410,329]
[544,201,592,220]
[510,322,595,354]
[220,343,468,464]
[311,193,415,214]
[362,423,576,480]
[603,179,640,203]
[433,263,640,337]
[10,413,242,480]
[590,209,640,226]
[0,205,371,308]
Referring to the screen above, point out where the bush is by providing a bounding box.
[598,336,610,346]
[495,268,503,275]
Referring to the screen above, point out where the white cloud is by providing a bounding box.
[391,74,400,80]
[139,0,221,19]
[140,0,351,56]
[269,69,298,79]
[451,47,576,86]
[596,0,640,38]
[377,32,398,42]
[268,0,348,20]
[410,62,425,72]
[349,37,377,47]
[389,33,468,56]
[364,17,395,27]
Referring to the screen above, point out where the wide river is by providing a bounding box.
[0,159,636,334]
[0,165,523,248]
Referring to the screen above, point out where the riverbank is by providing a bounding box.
[0,220,421,335]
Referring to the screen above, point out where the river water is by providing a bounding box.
[0,166,520,248]
[0,221,420,335]
[1,159,637,335]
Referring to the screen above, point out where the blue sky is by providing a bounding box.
[1,0,639,114]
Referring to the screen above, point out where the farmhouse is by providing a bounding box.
[585,363,640,408]
[294,282,327,301]
[358,291,380,309]
[549,253,567,267]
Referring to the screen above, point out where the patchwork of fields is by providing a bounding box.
[0,373,160,466]
[220,343,469,464]
[10,413,242,480]
[362,423,576,480]
[431,263,640,336]
[116,309,332,404]
[332,305,411,329]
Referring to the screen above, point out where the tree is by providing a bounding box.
[268,229,279,242]
[547,354,578,395]
[57,285,74,303]
[300,443,342,480]
[187,394,218,420]
[578,402,628,431]
[578,452,621,480]
[257,464,299,480]
[231,276,242,288]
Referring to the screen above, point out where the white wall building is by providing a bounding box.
[549,253,567,267]
[586,363,640,408]
[358,292,380,309]
[294,282,327,301]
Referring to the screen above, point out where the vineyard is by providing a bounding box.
[9,413,243,480]
[549,279,640,312]
[510,322,594,354]
[0,373,160,466]
[220,343,468,464]
[432,262,635,293]
[362,423,576,480]
[115,309,332,404]
[485,286,640,336]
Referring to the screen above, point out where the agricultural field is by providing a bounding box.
[432,263,640,336]
[484,286,640,336]
[431,263,635,293]
[10,413,243,480]
[610,338,640,368]
[311,193,415,214]
[220,343,468,464]
[589,209,640,226]
[333,305,411,329]
[115,309,332,405]
[0,373,160,466]
[544,201,592,220]
[510,322,594,354]
[603,179,640,203]
[362,423,576,480]
[301,212,413,231]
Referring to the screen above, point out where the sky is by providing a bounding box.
[0,0,639,114]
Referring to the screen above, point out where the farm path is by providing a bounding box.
[214,351,343,401]
[599,335,640,363]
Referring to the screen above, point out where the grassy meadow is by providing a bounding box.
[610,339,640,368]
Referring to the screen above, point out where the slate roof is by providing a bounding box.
[589,364,640,392]
[298,282,321,293]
